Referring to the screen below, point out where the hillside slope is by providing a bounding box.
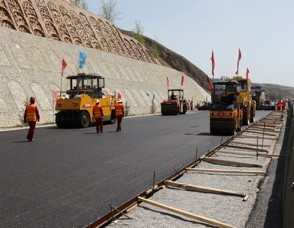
[121,29,294,100]
[120,29,211,92]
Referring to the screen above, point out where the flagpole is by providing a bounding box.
[236,48,242,79]
[60,69,63,97]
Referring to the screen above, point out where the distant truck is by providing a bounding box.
[161,89,187,115]
[251,86,275,110]
[55,73,117,128]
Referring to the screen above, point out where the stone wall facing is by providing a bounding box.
[0,0,157,64]
[0,27,210,128]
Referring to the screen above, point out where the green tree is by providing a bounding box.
[151,37,160,59]
[268,89,282,101]
[133,20,145,45]
[100,0,121,23]
[75,0,88,10]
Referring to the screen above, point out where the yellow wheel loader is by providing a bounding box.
[55,73,117,128]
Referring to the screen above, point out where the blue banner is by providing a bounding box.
[78,51,87,69]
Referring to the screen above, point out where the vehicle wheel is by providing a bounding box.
[250,116,255,123]
[228,121,236,135]
[79,111,90,128]
[210,128,217,135]
[56,112,65,128]
[65,114,71,128]
[71,114,78,127]
[250,110,255,123]
[210,123,219,135]
[242,109,250,125]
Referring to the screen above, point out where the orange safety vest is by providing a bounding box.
[93,104,103,119]
[277,101,281,107]
[115,103,124,117]
[26,104,37,122]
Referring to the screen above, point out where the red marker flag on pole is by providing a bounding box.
[61,58,67,76]
[210,50,215,78]
[181,75,185,86]
[235,48,242,75]
[207,76,212,91]
[118,92,122,99]
[52,90,58,105]
[166,77,169,87]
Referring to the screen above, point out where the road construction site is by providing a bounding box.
[91,111,286,227]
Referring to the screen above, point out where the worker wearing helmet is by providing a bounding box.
[24,96,40,142]
[93,99,104,133]
[276,100,281,111]
[115,100,124,132]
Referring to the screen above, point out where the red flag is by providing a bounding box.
[61,58,67,76]
[118,92,122,99]
[181,75,185,86]
[52,90,59,105]
[207,76,212,91]
[235,48,242,75]
[166,77,169,87]
[246,68,249,82]
[210,50,215,77]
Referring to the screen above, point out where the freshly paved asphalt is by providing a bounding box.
[0,111,270,227]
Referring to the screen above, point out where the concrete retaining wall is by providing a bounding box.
[0,27,210,128]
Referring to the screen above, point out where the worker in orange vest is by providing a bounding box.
[24,96,40,142]
[276,100,281,111]
[281,100,286,111]
[115,100,124,132]
[93,99,104,133]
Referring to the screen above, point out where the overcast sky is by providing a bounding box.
[86,0,294,87]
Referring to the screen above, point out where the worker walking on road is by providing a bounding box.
[24,96,40,142]
[115,100,124,132]
[93,99,104,133]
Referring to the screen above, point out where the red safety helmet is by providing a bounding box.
[30,96,35,101]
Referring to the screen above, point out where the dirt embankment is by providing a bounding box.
[120,29,294,100]
[120,29,211,92]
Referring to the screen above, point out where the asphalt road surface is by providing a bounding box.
[0,110,271,227]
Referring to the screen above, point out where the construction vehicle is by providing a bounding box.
[232,76,256,125]
[161,89,187,115]
[55,73,117,128]
[210,80,243,135]
[251,85,275,110]
[197,101,212,110]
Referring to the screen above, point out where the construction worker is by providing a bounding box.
[115,100,124,132]
[276,100,281,111]
[190,100,194,110]
[24,96,40,142]
[93,99,104,133]
[281,100,286,111]
[170,92,177,100]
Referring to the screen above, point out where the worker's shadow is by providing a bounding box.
[12,140,31,143]
[84,131,117,134]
